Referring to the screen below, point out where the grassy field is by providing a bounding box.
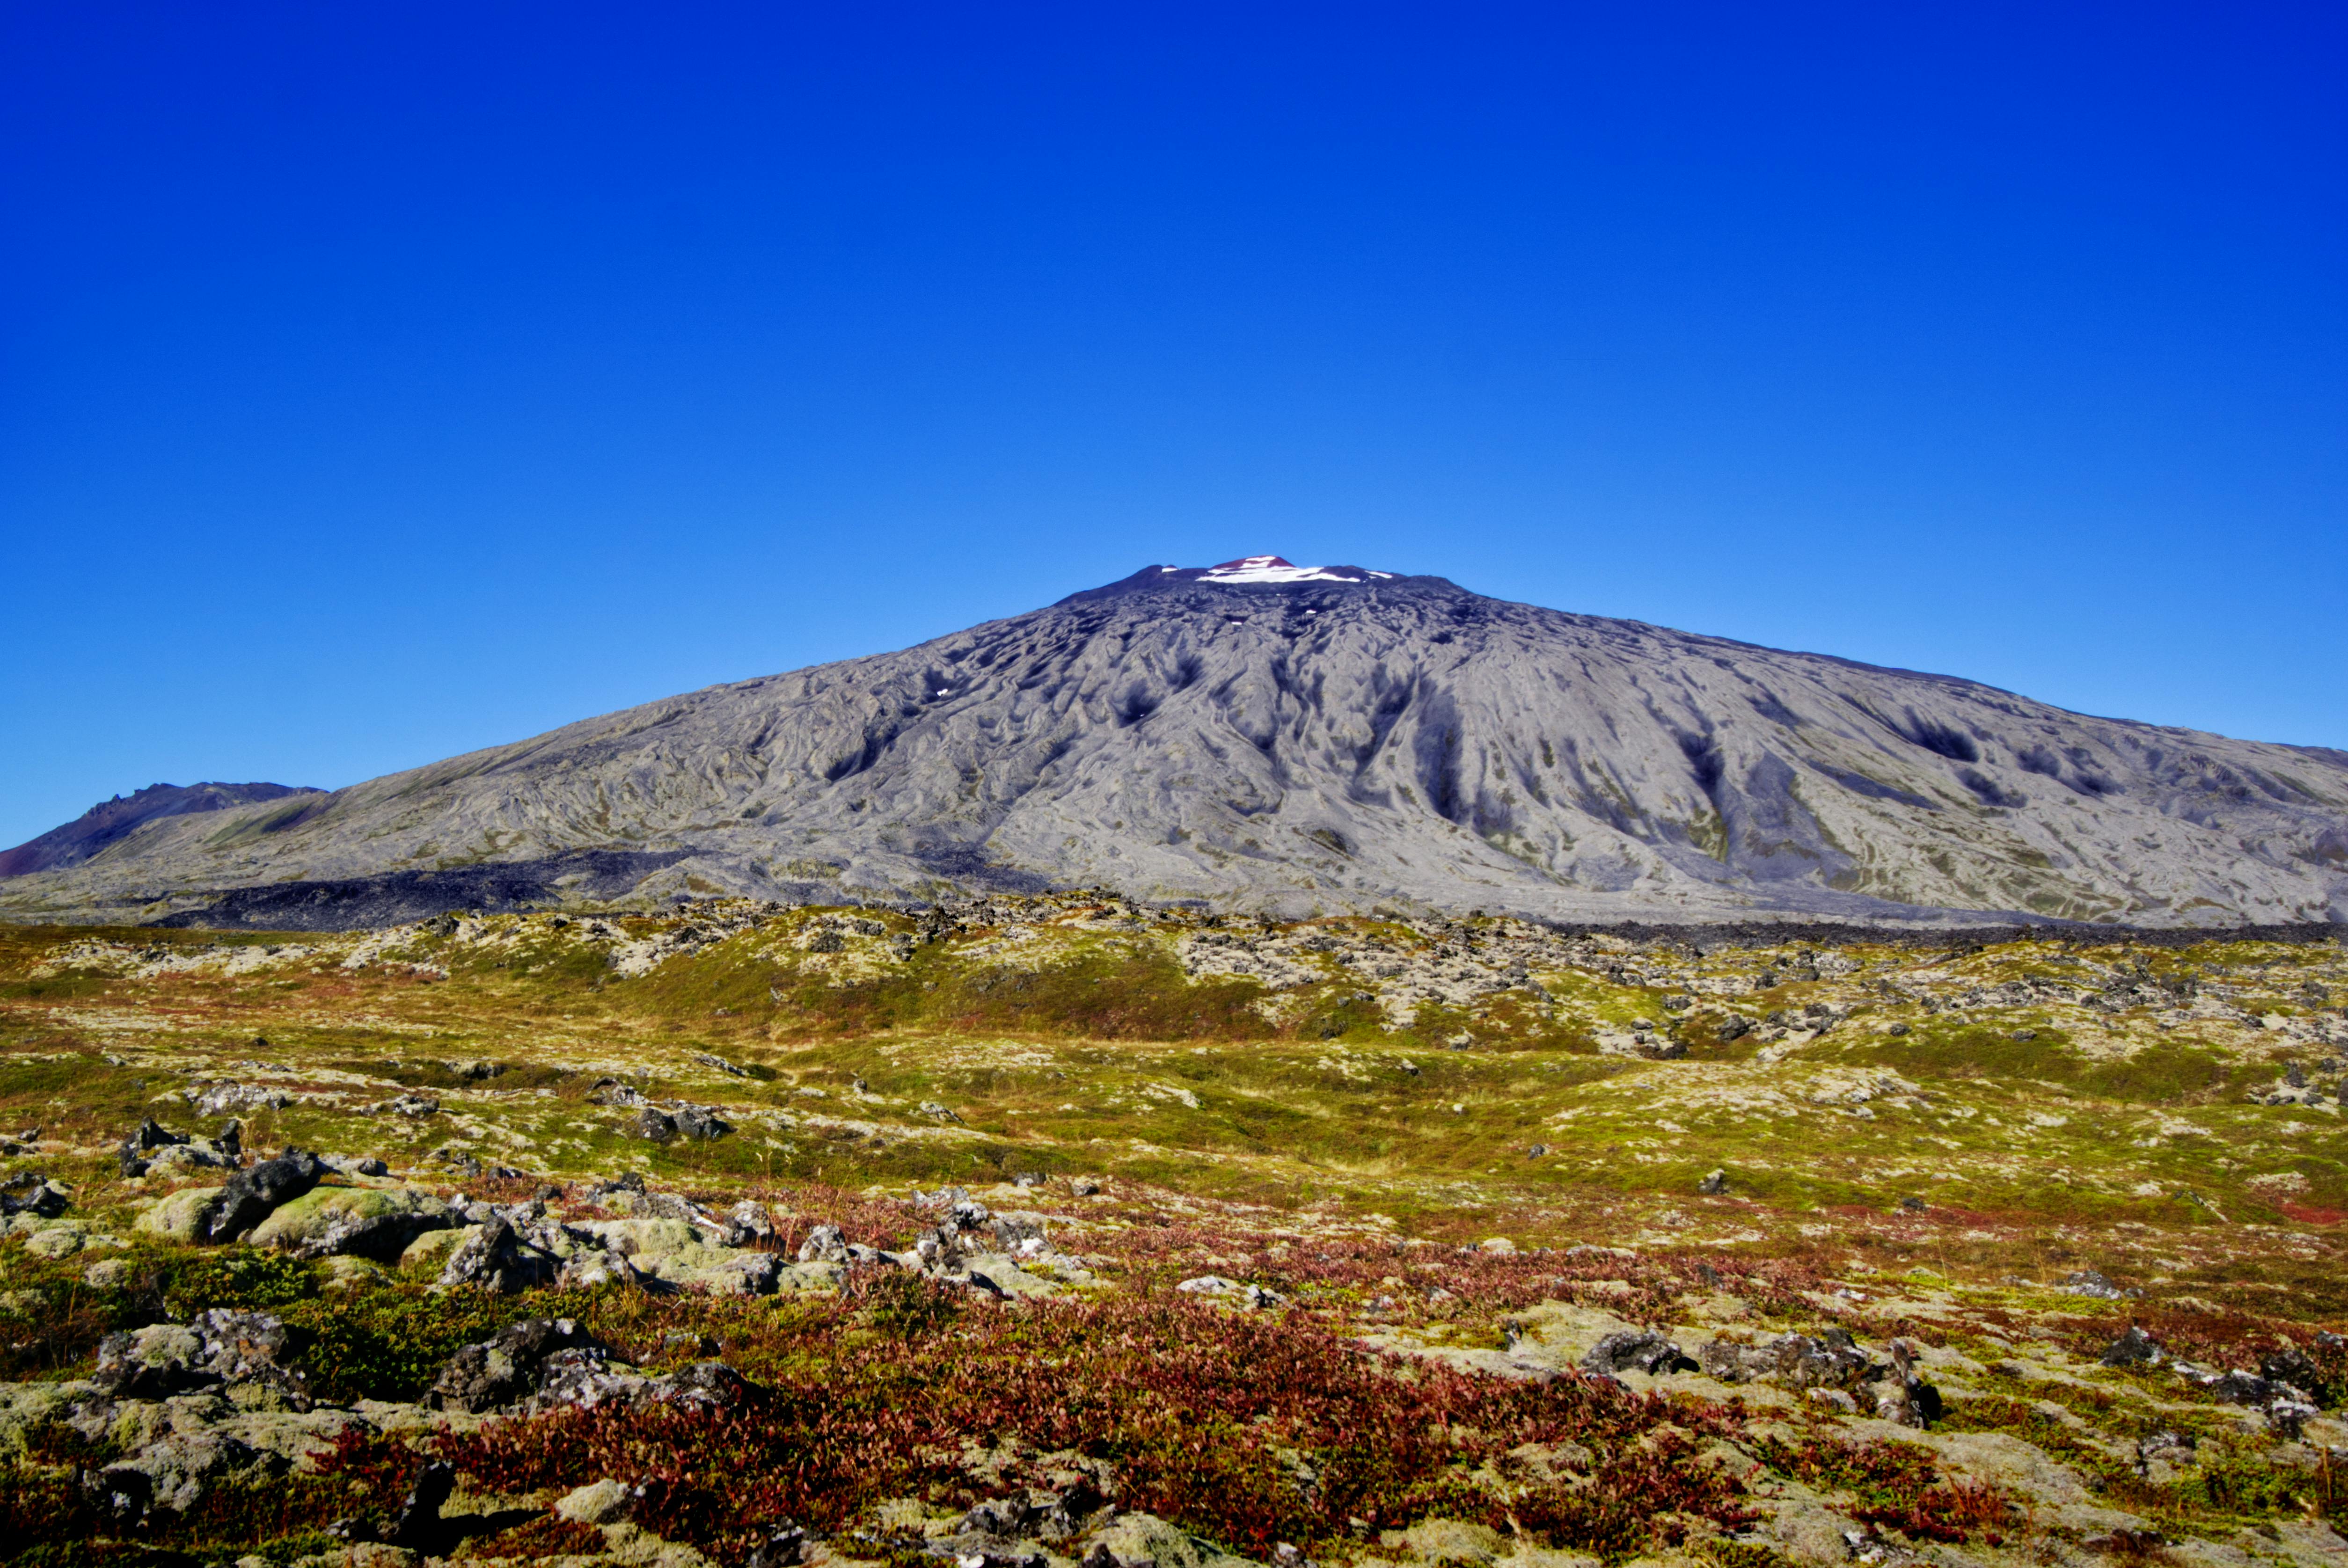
[0,896,2342,1568]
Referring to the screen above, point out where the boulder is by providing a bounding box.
[426,1318,613,1413]
[2057,1269,2134,1300]
[192,1083,293,1117]
[774,1261,848,1293]
[1175,1275,1280,1310]
[93,1309,306,1405]
[1698,1330,1872,1389]
[136,1186,228,1244]
[673,1104,731,1140]
[654,1252,783,1295]
[1872,1339,1943,1429]
[398,1225,475,1274]
[93,1428,265,1516]
[436,1217,561,1293]
[249,1187,455,1260]
[204,1150,327,1244]
[20,1221,102,1258]
[798,1223,848,1263]
[383,1459,458,1552]
[961,1255,1061,1300]
[0,1178,71,1218]
[1582,1330,1696,1377]
[556,1478,639,1525]
[118,1118,188,1177]
[990,1211,1050,1252]
[143,1143,237,1179]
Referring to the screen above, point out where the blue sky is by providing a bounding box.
[4,2,2343,849]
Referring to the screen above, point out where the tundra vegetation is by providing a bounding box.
[0,893,2342,1568]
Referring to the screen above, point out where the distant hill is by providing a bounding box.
[0,782,324,878]
[4,557,2344,929]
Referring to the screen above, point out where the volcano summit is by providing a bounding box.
[7,557,2345,929]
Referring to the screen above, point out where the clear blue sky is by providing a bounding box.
[4,2,2343,849]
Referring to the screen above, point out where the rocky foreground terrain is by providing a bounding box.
[5,559,2345,928]
[0,896,2344,1568]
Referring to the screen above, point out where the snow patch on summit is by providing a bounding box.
[1200,555,1366,585]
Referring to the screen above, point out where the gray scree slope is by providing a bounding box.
[7,560,2345,928]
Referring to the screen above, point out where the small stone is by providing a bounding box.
[797,1223,849,1263]
[1478,1237,1516,1254]
[1697,1169,1727,1195]
[2057,1269,2133,1300]
[83,1257,133,1290]
[725,1199,776,1242]
[555,1477,637,1525]
[1176,1274,1284,1309]
[2100,1326,2162,1367]
[1898,1196,1926,1212]
[746,1526,807,1568]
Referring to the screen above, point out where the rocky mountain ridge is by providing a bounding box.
[0,782,321,880]
[3,558,2343,929]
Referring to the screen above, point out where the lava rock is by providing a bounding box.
[798,1223,849,1263]
[0,1177,70,1218]
[1581,1330,1697,1376]
[427,1318,615,1413]
[746,1523,808,1568]
[93,1308,307,1404]
[203,1149,326,1244]
[673,1103,731,1140]
[2056,1269,2136,1300]
[437,1216,563,1292]
[385,1460,458,1551]
[1873,1338,1943,1429]
[117,1118,188,1177]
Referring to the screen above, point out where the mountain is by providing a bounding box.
[0,782,322,879]
[4,557,2344,930]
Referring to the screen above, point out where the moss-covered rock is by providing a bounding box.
[249,1185,454,1259]
[136,1185,225,1243]
[398,1225,476,1274]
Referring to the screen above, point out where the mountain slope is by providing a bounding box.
[5,560,2344,928]
[0,782,322,878]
